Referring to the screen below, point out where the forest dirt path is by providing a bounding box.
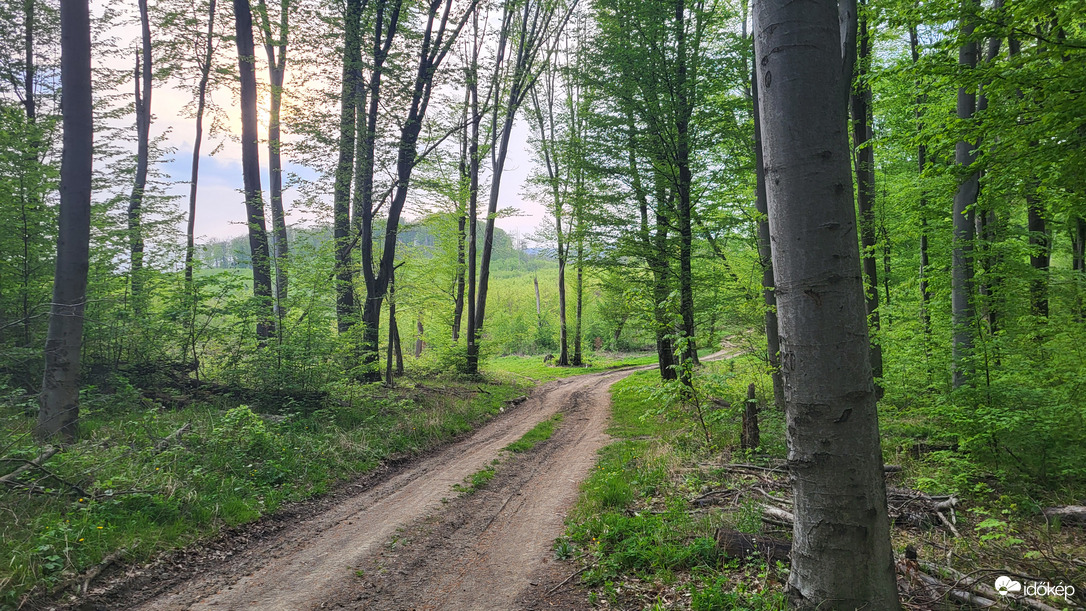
[113,362,666,611]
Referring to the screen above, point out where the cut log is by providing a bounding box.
[715,529,790,563]
[1042,505,1086,526]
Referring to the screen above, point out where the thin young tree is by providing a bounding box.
[752,0,899,605]
[256,0,290,320]
[37,0,92,441]
[127,0,152,313]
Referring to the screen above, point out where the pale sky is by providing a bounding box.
[99,1,548,246]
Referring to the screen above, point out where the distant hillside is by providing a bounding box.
[197,217,531,269]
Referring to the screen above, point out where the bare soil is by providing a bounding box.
[58,366,647,611]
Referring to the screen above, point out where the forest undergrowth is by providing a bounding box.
[560,355,1086,611]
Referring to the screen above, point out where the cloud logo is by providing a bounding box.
[995,576,1022,596]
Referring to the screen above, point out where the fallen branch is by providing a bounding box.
[909,566,1000,608]
[1042,505,1086,526]
[0,447,59,486]
[49,548,127,597]
[546,565,589,595]
[761,503,795,524]
[152,423,191,454]
[920,562,1062,611]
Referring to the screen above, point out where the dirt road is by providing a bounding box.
[103,365,646,610]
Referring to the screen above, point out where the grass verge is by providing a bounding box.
[558,356,788,610]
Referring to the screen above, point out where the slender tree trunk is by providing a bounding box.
[1073,216,1085,321]
[753,0,899,606]
[127,0,152,314]
[233,0,274,341]
[1026,188,1049,317]
[258,0,290,322]
[415,314,424,357]
[674,0,697,371]
[973,24,1001,336]
[909,26,932,351]
[573,237,583,366]
[952,0,980,389]
[184,0,217,375]
[452,84,469,341]
[465,22,481,369]
[533,275,541,324]
[386,268,397,386]
[38,0,92,442]
[751,52,783,410]
[333,0,362,333]
[850,0,882,395]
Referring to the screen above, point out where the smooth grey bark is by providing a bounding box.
[952,0,980,389]
[752,0,899,606]
[849,0,882,395]
[1027,188,1049,317]
[256,0,289,320]
[332,0,363,333]
[452,83,469,341]
[673,0,697,371]
[233,0,274,341]
[127,0,152,312]
[37,0,92,442]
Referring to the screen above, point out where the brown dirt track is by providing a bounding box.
[67,365,652,611]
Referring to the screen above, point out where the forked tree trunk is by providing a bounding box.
[38,0,92,442]
[753,0,900,606]
[233,0,275,341]
[909,26,933,350]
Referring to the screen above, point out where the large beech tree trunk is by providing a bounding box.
[752,0,900,607]
[38,0,93,442]
[233,0,275,341]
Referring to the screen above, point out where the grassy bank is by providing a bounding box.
[0,378,524,608]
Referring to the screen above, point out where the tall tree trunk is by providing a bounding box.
[850,0,882,395]
[233,0,274,341]
[973,24,1001,336]
[386,268,397,386]
[184,0,217,376]
[753,0,899,606]
[465,19,481,369]
[1073,216,1085,321]
[415,314,424,357]
[37,0,92,442]
[674,0,697,371]
[452,84,469,341]
[333,0,362,333]
[909,26,933,351]
[128,0,152,314]
[952,0,980,389]
[533,275,541,324]
[572,235,583,366]
[751,50,783,410]
[257,0,290,322]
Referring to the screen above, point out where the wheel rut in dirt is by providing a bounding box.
[127,366,642,610]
